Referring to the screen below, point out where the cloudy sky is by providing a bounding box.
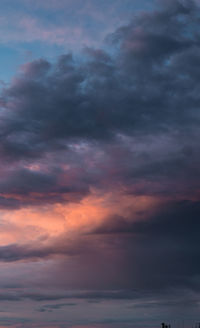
[0,0,199,327]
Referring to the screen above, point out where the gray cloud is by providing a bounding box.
[0,0,198,208]
[0,0,199,146]
[37,302,77,312]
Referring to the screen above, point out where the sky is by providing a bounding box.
[0,0,199,327]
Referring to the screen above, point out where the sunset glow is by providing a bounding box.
[0,0,199,327]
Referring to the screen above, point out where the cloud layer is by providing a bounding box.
[0,0,199,327]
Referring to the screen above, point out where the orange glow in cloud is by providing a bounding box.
[0,190,161,247]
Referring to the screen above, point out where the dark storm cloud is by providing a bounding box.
[0,165,91,208]
[0,168,57,194]
[0,0,199,153]
[0,0,198,207]
[93,200,200,236]
[91,200,200,291]
[0,195,21,209]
